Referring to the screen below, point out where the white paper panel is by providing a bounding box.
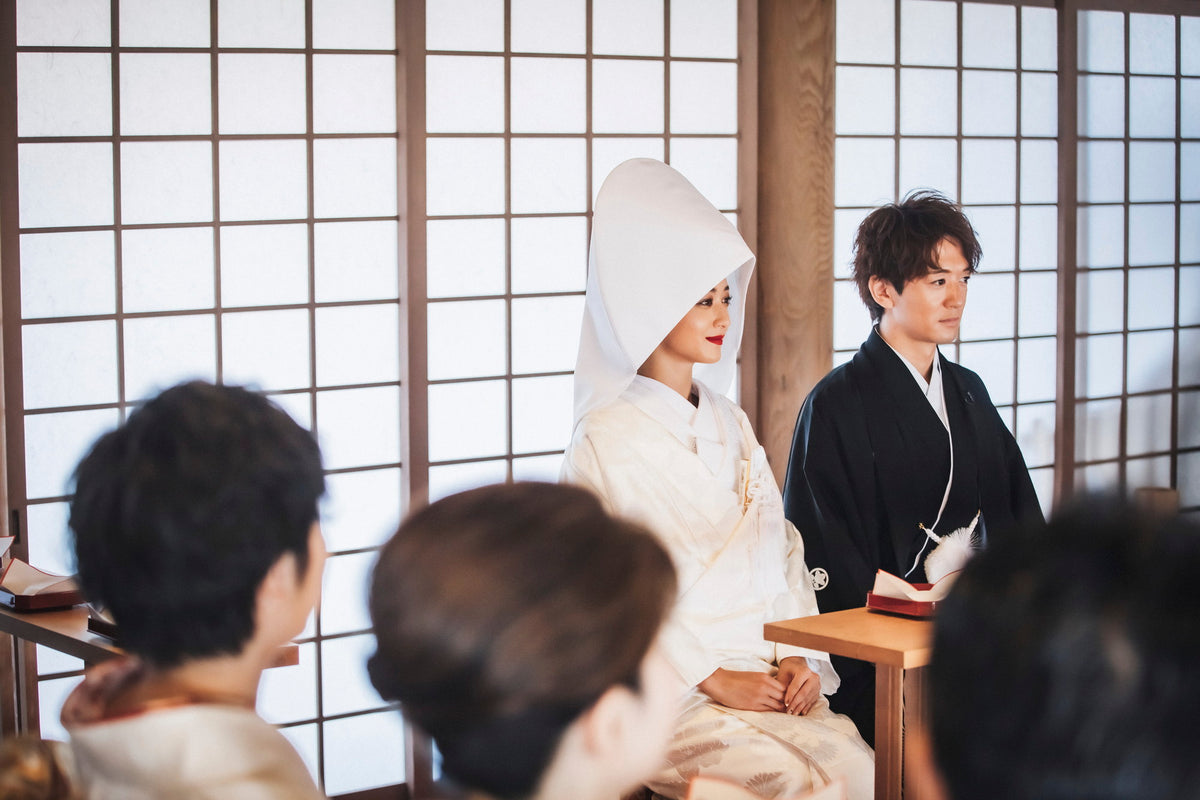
[121,141,213,224]
[671,0,736,58]
[1180,266,1200,327]
[123,315,217,402]
[1018,271,1057,337]
[426,218,506,299]
[312,0,395,49]
[959,272,1014,341]
[26,503,73,579]
[837,0,894,65]
[319,552,373,635]
[1126,329,1174,394]
[221,309,311,392]
[1079,10,1124,73]
[898,138,957,201]
[427,299,506,381]
[1021,72,1058,138]
[1183,204,1200,264]
[511,57,586,133]
[1016,140,1056,205]
[321,634,383,717]
[961,140,1016,204]
[22,321,117,409]
[513,454,565,482]
[18,143,113,228]
[512,216,588,294]
[833,208,871,279]
[593,0,663,56]
[219,140,308,222]
[23,408,119,500]
[1129,142,1176,204]
[1015,401,1055,469]
[316,386,401,470]
[20,231,115,320]
[1126,456,1172,494]
[428,380,507,462]
[835,138,895,208]
[670,138,738,210]
[314,55,397,134]
[259,642,317,724]
[959,340,1014,405]
[220,223,308,308]
[899,68,958,135]
[1186,17,1200,76]
[218,54,307,135]
[122,227,215,313]
[1183,391,1200,449]
[962,71,1016,136]
[321,712,406,796]
[426,138,505,216]
[315,304,400,387]
[314,138,398,219]
[119,0,209,47]
[426,0,503,52]
[321,467,401,553]
[36,676,82,741]
[1074,397,1121,462]
[315,221,400,303]
[426,55,504,133]
[1183,143,1200,202]
[1129,204,1176,267]
[592,59,665,133]
[511,296,585,374]
[671,61,738,134]
[1076,205,1124,269]
[428,460,507,502]
[1019,206,1058,271]
[17,0,109,46]
[834,280,870,351]
[1129,77,1177,139]
[1076,269,1124,334]
[1130,13,1176,76]
[510,138,587,214]
[1076,333,1124,398]
[18,53,112,137]
[276,726,319,786]
[120,54,210,135]
[1017,337,1057,404]
[1079,75,1125,138]
[835,66,895,136]
[218,0,305,48]
[1182,329,1200,386]
[512,375,573,454]
[512,0,585,54]
[901,0,957,66]
[1077,141,1125,204]
[963,3,1015,69]
[1126,393,1173,456]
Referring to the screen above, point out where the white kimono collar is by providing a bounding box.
[572,158,755,425]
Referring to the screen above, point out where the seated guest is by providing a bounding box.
[783,190,1043,743]
[927,498,1200,800]
[367,482,679,800]
[63,381,327,799]
[562,158,873,800]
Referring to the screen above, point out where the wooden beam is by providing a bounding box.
[755,0,835,483]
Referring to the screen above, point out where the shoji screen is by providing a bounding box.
[9,0,403,793]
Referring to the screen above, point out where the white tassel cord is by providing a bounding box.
[923,509,982,585]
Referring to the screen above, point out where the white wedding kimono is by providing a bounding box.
[564,378,874,800]
[565,158,873,800]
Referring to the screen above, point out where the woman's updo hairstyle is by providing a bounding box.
[367,481,677,799]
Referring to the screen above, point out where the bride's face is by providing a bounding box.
[658,280,732,367]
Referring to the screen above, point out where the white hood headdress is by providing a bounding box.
[573,158,756,425]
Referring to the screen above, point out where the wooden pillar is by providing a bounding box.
[754,0,835,483]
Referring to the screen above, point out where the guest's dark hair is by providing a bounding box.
[930,497,1200,800]
[851,189,982,322]
[367,482,677,800]
[69,381,325,668]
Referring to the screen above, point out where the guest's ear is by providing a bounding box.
[577,685,638,759]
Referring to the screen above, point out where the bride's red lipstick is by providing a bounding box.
[706,335,725,345]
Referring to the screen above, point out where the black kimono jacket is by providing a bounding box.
[782,328,1043,742]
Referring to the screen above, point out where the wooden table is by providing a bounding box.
[765,607,933,800]
[0,604,299,736]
